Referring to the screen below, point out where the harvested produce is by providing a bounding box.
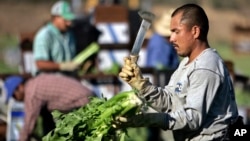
[73,42,100,64]
[42,90,143,141]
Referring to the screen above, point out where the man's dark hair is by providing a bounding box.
[172,4,209,41]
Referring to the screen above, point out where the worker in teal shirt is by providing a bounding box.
[33,0,80,76]
[32,0,82,136]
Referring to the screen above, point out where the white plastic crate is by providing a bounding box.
[6,98,25,141]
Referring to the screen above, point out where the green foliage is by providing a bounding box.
[0,34,18,49]
[0,34,19,73]
[42,90,143,141]
[73,42,100,64]
[235,87,250,107]
[103,63,121,75]
[0,63,19,74]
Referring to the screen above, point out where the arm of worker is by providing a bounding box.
[19,91,43,141]
[119,56,222,131]
[33,30,54,67]
[33,30,80,72]
[35,60,60,71]
[115,70,221,131]
[36,60,80,71]
[137,70,221,131]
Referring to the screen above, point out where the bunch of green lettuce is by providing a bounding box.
[42,90,143,141]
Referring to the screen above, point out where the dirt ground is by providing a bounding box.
[0,1,250,44]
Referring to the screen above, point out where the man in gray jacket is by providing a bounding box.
[118,3,239,141]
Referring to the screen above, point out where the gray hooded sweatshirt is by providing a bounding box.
[140,48,239,141]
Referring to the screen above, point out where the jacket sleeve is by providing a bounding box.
[139,69,221,131]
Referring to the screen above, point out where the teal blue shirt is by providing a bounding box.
[32,23,76,74]
[33,23,76,63]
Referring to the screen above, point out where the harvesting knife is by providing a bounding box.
[130,11,155,62]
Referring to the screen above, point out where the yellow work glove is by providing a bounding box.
[59,62,80,71]
[119,55,150,91]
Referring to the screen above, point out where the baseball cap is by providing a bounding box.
[4,76,24,103]
[51,0,76,21]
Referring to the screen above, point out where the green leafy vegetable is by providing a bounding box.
[42,90,143,141]
[73,42,100,64]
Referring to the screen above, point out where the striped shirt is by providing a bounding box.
[19,74,93,141]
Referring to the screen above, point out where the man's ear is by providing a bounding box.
[192,26,200,39]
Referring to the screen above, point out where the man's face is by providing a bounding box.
[169,12,196,57]
[54,16,72,32]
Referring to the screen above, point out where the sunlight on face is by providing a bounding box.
[170,13,196,57]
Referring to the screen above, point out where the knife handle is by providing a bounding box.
[130,55,139,64]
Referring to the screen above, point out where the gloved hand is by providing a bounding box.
[113,113,168,130]
[119,55,150,91]
[59,62,80,71]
